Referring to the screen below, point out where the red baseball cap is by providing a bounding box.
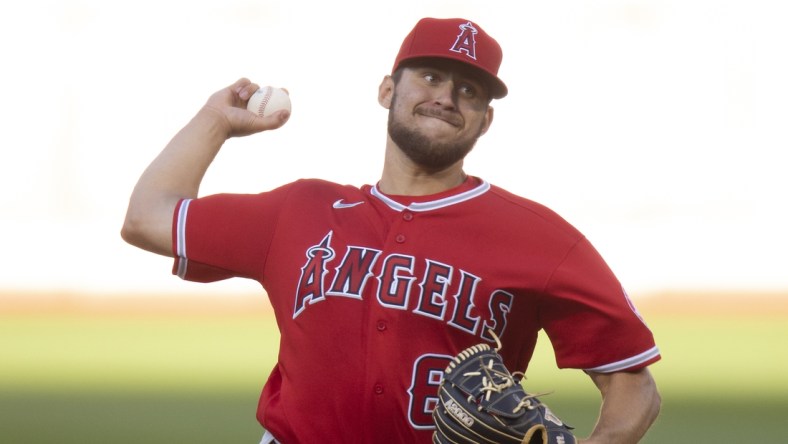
[393,18,508,99]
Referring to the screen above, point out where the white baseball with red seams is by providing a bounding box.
[246,86,291,117]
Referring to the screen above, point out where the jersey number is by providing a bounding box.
[407,353,453,429]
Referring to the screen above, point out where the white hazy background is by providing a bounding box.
[1,0,786,299]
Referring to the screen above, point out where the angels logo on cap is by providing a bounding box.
[392,17,508,99]
[450,22,479,60]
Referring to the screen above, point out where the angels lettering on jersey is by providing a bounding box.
[293,231,512,342]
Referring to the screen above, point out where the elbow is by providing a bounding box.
[120,190,178,256]
[120,210,146,248]
[120,205,174,257]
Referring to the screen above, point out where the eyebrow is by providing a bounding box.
[413,64,486,86]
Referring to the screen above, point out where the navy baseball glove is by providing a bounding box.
[432,342,576,444]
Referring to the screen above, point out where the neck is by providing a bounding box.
[378,144,467,196]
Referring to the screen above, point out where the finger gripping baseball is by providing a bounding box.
[432,343,577,444]
[246,86,291,117]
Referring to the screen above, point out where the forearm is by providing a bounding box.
[122,107,230,256]
[581,368,661,444]
[121,78,288,256]
[136,107,229,202]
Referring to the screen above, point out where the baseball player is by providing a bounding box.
[122,17,661,443]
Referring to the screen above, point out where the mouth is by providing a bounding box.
[415,107,463,127]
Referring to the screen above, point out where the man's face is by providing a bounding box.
[385,60,494,171]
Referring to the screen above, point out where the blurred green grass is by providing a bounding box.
[520,311,788,442]
[1,299,786,443]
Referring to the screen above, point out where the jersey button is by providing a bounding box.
[402,211,414,221]
[374,384,384,395]
[395,234,406,243]
[376,320,387,331]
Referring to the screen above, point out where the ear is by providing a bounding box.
[480,106,494,136]
[378,75,394,109]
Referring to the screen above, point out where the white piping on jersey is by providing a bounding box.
[175,198,192,279]
[584,346,661,373]
[370,180,491,212]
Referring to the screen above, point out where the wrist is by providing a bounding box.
[194,105,233,141]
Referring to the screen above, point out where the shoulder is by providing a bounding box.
[481,183,584,240]
[190,179,363,211]
[266,179,368,212]
[286,178,363,195]
[246,179,364,204]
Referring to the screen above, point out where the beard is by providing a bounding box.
[387,96,483,171]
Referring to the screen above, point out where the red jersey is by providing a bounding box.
[172,176,660,443]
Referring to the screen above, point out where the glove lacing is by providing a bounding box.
[462,330,552,414]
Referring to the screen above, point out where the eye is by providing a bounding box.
[459,83,477,98]
[423,72,440,84]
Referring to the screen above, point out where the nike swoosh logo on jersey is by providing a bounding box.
[332,199,365,209]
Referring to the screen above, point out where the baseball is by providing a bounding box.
[246,86,291,117]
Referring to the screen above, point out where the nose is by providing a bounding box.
[432,81,458,109]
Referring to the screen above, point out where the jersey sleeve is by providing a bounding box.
[171,185,293,283]
[540,237,660,372]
